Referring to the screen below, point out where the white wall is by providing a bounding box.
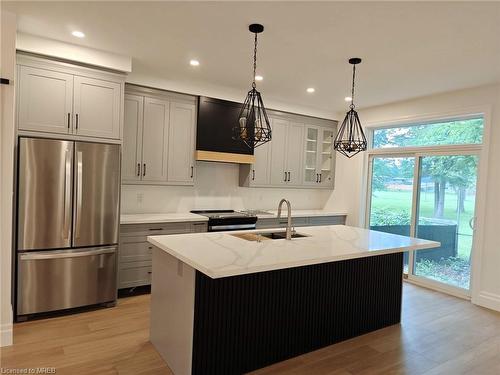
[122,161,333,213]
[0,10,16,347]
[324,84,500,311]
[17,32,132,73]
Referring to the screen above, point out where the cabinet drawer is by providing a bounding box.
[118,264,152,288]
[119,242,152,263]
[120,222,193,239]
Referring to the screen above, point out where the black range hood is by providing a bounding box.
[196,96,255,164]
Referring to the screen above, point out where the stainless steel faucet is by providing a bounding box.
[277,198,293,240]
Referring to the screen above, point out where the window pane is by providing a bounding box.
[373,117,483,149]
[369,157,415,274]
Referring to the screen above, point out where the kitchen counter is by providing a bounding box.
[148,225,439,374]
[120,213,208,224]
[257,209,347,218]
[147,225,438,279]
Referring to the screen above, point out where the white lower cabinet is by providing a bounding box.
[122,86,197,186]
[118,221,207,289]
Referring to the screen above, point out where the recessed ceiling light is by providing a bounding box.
[306,87,315,93]
[344,96,352,102]
[255,75,263,81]
[71,30,85,38]
[190,59,200,66]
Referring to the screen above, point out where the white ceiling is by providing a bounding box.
[3,1,500,118]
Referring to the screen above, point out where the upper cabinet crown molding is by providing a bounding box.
[16,54,125,142]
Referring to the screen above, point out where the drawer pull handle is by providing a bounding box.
[148,228,164,231]
[148,246,153,249]
[147,271,152,274]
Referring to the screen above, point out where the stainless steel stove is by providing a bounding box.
[190,210,258,232]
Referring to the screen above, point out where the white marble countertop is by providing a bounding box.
[121,213,208,224]
[148,225,439,279]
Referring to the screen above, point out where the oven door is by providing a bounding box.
[17,246,116,316]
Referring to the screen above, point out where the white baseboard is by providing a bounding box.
[0,322,13,347]
[473,291,500,312]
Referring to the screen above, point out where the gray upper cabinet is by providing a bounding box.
[240,112,337,189]
[122,85,197,186]
[269,118,289,185]
[167,102,196,184]
[142,97,170,183]
[122,94,144,182]
[18,66,73,134]
[73,76,121,139]
[285,122,305,186]
[17,55,124,141]
[302,125,335,188]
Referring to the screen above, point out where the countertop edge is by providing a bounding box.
[147,233,440,279]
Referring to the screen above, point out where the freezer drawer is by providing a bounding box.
[17,246,117,315]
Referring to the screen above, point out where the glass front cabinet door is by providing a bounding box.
[303,126,334,188]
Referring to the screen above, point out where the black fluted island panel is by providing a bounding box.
[191,252,403,375]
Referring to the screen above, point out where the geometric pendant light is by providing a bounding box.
[233,23,272,149]
[334,58,367,158]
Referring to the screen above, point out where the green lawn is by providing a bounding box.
[370,189,475,259]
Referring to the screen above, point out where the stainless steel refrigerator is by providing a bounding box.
[16,137,120,317]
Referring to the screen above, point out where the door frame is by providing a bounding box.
[362,106,491,300]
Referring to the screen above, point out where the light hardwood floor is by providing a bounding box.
[1,283,500,374]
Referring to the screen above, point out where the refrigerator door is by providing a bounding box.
[73,142,120,247]
[18,138,73,251]
[17,246,117,315]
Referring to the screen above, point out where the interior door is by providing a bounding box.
[285,122,304,185]
[269,118,288,185]
[141,97,170,183]
[73,142,120,247]
[17,138,73,251]
[167,102,196,183]
[122,94,144,182]
[73,76,121,139]
[18,66,73,134]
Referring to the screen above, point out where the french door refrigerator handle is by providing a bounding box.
[63,148,72,239]
[19,247,116,260]
[75,151,83,239]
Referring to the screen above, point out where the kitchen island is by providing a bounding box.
[148,225,439,375]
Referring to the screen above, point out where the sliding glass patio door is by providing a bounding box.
[413,153,479,291]
[367,151,479,295]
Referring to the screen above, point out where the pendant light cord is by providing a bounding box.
[252,32,258,89]
[350,64,356,109]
